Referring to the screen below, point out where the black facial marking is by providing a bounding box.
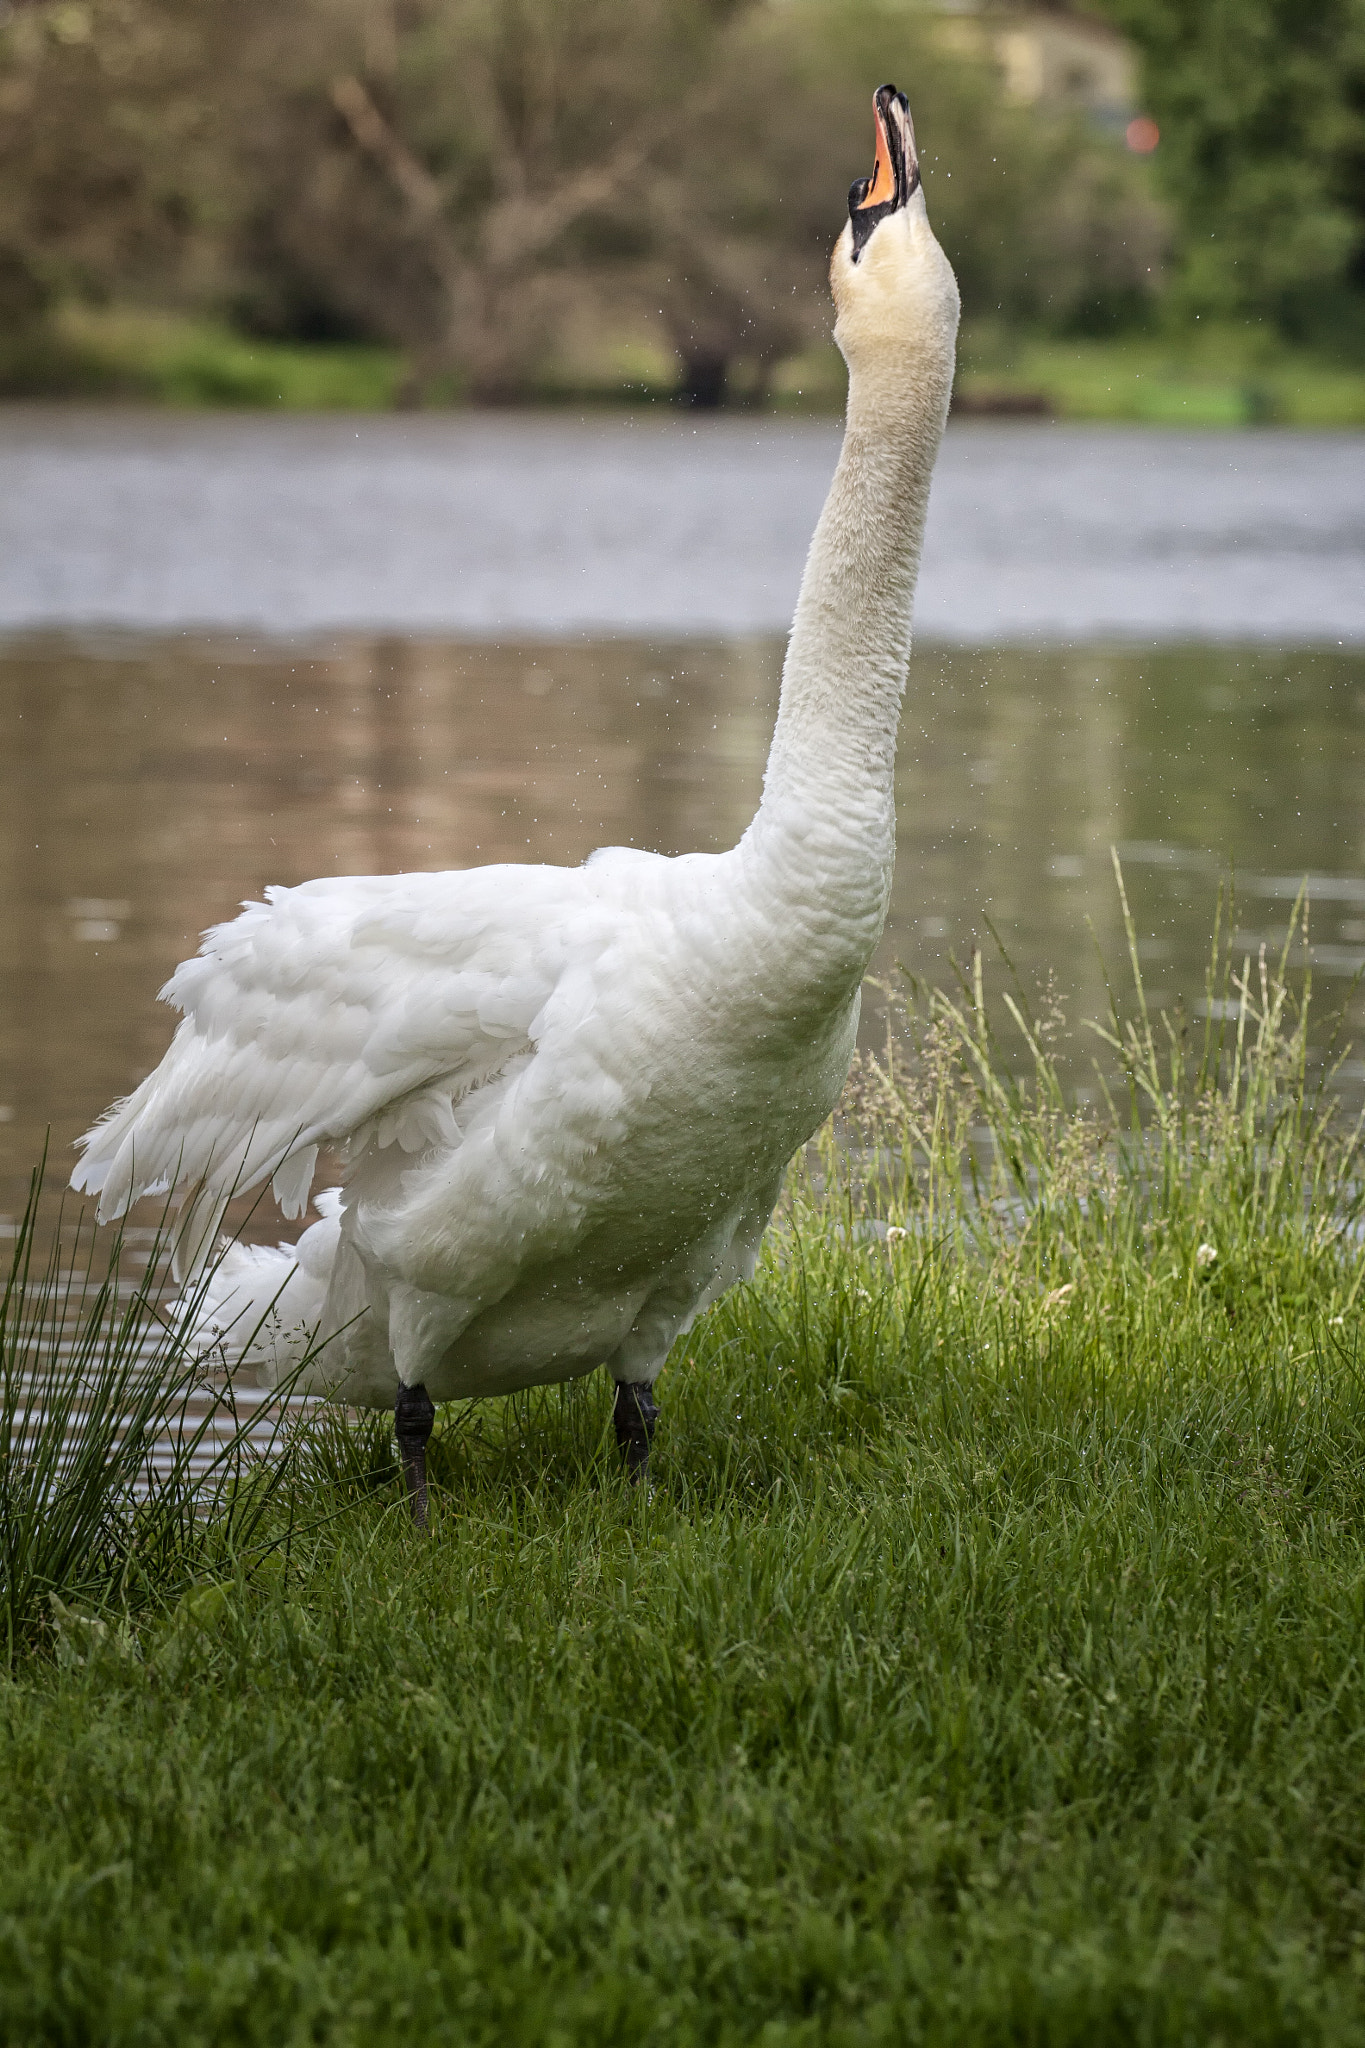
[850,195,897,261]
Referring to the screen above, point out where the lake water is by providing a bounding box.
[2,410,1364,1221]
[3,411,1363,643]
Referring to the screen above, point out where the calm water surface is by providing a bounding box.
[4,412,1365,1218]
[4,632,1365,1219]
[2,411,1363,642]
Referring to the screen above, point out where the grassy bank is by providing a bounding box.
[5,303,1365,425]
[775,322,1365,426]
[953,324,1365,429]
[6,891,1365,2041]
[0,304,405,411]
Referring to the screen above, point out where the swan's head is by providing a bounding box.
[830,85,960,384]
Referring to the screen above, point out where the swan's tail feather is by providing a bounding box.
[180,1190,345,1392]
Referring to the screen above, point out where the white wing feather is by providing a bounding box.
[72,865,593,1226]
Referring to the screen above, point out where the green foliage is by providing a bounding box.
[0,0,228,310]
[6,887,1365,2035]
[1097,0,1365,333]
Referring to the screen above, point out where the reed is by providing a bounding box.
[835,857,1365,1327]
[0,1160,316,1665]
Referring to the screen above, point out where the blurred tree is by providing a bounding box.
[225,0,774,401]
[1094,0,1365,333]
[230,0,1164,399]
[0,0,248,322]
[0,0,1168,401]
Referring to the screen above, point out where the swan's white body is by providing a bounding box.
[73,114,959,1413]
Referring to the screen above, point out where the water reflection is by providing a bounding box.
[3,633,1365,1217]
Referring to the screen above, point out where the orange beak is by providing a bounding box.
[857,95,899,212]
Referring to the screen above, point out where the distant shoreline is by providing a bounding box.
[4,306,1364,430]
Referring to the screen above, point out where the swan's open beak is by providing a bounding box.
[848,84,920,261]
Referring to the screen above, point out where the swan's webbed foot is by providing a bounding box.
[395,1381,436,1530]
[613,1380,659,1487]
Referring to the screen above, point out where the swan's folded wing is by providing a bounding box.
[71,866,590,1226]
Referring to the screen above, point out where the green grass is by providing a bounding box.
[6,878,1365,2041]
[951,322,1365,428]
[0,304,405,409]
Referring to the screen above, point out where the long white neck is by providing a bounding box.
[763,356,950,821]
[740,223,957,989]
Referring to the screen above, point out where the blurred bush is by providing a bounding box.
[0,0,1167,403]
[1099,0,1365,341]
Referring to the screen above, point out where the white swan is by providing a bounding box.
[72,86,959,1519]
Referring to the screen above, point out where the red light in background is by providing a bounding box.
[1126,116,1160,154]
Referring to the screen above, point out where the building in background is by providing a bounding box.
[934,2,1137,138]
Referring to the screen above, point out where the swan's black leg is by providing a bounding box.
[395,1381,436,1529]
[613,1380,659,1485]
